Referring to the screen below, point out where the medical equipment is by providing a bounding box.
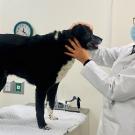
[65,96,81,112]
[54,96,81,112]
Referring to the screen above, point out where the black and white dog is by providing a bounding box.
[0,24,102,129]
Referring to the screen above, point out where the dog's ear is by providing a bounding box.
[71,24,93,40]
[71,24,93,49]
[60,24,92,42]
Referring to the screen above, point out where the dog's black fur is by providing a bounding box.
[0,24,101,129]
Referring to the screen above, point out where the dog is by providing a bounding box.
[0,24,102,129]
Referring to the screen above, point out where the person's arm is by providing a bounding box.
[65,38,122,67]
[81,61,135,102]
[90,47,121,67]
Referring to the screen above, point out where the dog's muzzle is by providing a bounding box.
[87,35,102,50]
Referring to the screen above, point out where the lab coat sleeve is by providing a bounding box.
[81,61,135,102]
[90,47,122,67]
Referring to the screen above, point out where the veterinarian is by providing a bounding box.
[65,24,135,135]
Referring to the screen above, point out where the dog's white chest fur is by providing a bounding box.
[55,59,75,83]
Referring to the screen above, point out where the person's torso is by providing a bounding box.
[98,45,135,135]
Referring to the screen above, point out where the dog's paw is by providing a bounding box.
[43,125,51,130]
[49,115,58,120]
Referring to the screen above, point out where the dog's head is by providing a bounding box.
[61,24,102,50]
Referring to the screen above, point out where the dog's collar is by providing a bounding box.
[54,31,59,40]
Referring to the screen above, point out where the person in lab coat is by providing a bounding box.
[65,24,135,135]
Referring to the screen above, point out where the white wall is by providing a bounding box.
[111,0,135,47]
[0,0,114,135]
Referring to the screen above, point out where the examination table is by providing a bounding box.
[0,104,89,135]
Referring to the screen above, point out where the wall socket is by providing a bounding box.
[3,81,24,94]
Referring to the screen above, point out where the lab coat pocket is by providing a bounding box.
[102,117,119,135]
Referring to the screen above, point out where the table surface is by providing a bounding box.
[27,103,89,115]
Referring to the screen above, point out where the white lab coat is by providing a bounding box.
[81,43,135,135]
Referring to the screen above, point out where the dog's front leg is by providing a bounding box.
[35,87,50,130]
[47,83,59,120]
[0,70,7,91]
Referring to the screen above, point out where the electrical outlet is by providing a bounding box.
[3,81,24,94]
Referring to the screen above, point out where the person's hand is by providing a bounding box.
[64,38,91,64]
